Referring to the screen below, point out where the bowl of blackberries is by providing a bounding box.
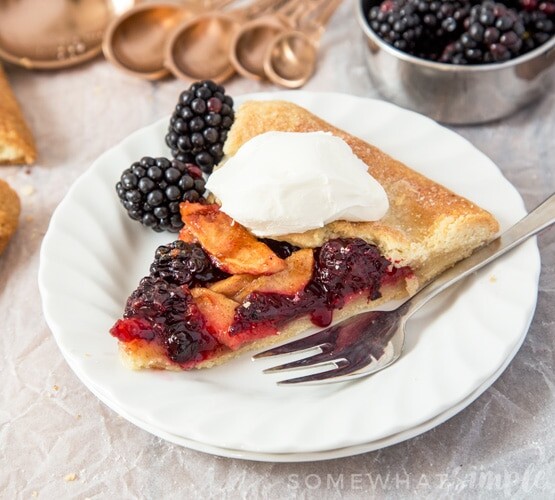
[357,0,555,123]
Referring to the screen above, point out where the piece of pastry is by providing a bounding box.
[110,100,499,371]
[0,178,21,255]
[0,65,36,165]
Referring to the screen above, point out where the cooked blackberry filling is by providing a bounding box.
[314,238,391,307]
[150,240,229,286]
[231,238,396,336]
[110,276,222,366]
[111,238,410,367]
[257,238,300,259]
[367,0,471,58]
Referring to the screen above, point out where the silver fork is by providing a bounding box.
[253,192,555,386]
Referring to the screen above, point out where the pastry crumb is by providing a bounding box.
[31,491,38,497]
[489,275,497,283]
[76,414,81,419]
[52,385,59,391]
[64,473,77,482]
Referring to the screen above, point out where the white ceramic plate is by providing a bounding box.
[75,326,534,462]
[39,92,540,458]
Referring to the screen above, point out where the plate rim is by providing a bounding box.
[69,295,537,463]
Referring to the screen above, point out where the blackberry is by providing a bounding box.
[367,0,471,59]
[314,238,390,308]
[515,0,555,14]
[123,276,191,322]
[149,240,228,286]
[116,276,219,364]
[116,156,205,233]
[440,1,526,63]
[519,8,555,51]
[413,0,472,56]
[367,0,425,54]
[366,0,553,64]
[165,80,234,175]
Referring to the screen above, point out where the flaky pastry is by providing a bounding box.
[0,178,20,255]
[0,65,36,165]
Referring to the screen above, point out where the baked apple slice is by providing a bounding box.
[190,288,238,349]
[208,274,256,298]
[234,249,314,302]
[178,225,197,243]
[191,287,275,350]
[180,202,286,275]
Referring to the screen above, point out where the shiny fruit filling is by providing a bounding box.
[110,238,411,367]
[231,238,400,335]
[110,276,221,367]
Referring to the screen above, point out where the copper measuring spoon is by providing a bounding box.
[102,0,234,80]
[229,0,320,81]
[263,0,343,88]
[0,0,134,70]
[165,0,281,83]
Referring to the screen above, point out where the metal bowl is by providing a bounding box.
[356,0,555,124]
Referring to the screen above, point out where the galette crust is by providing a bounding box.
[0,65,36,165]
[0,178,21,255]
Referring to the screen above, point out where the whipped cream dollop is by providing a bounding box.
[205,131,389,237]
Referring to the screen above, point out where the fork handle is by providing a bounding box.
[403,192,555,317]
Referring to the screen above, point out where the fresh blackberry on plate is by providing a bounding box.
[165,80,234,175]
[116,156,205,232]
[149,240,228,287]
[440,1,527,63]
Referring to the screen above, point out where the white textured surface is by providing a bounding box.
[1,0,555,497]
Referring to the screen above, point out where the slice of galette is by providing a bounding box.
[110,101,499,371]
